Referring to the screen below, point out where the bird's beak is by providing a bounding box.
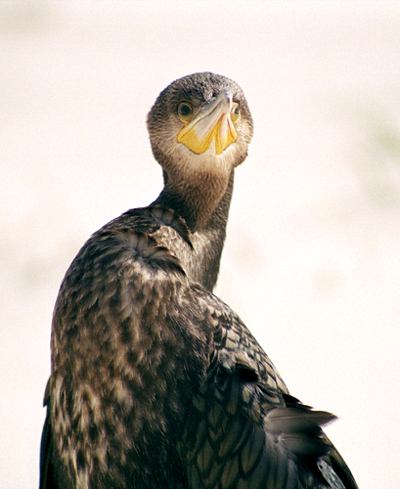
[177,89,237,155]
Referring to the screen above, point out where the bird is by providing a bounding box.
[39,72,358,489]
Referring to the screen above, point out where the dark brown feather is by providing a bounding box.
[39,72,358,489]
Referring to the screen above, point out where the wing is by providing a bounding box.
[39,379,57,489]
[47,213,217,489]
[180,289,358,489]
[43,209,357,489]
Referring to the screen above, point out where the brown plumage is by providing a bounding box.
[39,72,358,489]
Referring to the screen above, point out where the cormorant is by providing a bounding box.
[40,72,358,489]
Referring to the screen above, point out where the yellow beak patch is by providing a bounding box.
[177,90,237,155]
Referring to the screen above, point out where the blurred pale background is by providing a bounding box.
[1,1,400,487]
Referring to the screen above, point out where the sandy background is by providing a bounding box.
[1,2,400,487]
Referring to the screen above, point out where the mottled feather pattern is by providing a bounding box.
[179,289,347,489]
[41,72,358,489]
[45,205,357,489]
[50,211,215,488]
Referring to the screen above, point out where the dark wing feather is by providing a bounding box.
[180,290,358,489]
[39,379,57,489]
[41,209,357,489]
[45,211,212,489]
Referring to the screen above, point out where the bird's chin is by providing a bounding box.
[176,139,235,173]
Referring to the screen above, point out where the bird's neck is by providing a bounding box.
[154,169,234,233]
[152,172,234,291]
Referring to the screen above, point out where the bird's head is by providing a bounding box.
[147,72,253,191]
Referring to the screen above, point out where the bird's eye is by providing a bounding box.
[231,103,240,122]
[177,102,193,122]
